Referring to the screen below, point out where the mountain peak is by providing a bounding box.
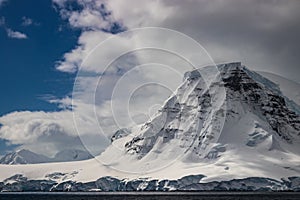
[218,61,242,70]
[99,62,300,174]
[0,149,49,165]
[184,62,243,80]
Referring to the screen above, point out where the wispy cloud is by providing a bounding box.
[21,16,33,26]
[0,16,29,39]
[6,28,28,39]
[21,16,39,26]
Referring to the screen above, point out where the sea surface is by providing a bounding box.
[0,192,300,200]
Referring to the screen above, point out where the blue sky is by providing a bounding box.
[0,0,80,153]
[0,0,77,116]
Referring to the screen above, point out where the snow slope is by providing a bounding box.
[53,149,93,162]
[0,62,299,187]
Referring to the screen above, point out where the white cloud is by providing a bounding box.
[53,0,175,73]
[106,0,174,28]
[55,45,84,73]
[53,0,121,31]
[68,9,110,30]
[0,103,108,156]
[6,28,28,39]
[21,16,37,26]
[0,110,75,156]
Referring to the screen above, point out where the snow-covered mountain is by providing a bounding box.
[0,149,49,164]
[100,62,300,174]
[0,62,299,191]
[0,149,93,164]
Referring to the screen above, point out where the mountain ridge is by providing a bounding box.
[0,149,93,164]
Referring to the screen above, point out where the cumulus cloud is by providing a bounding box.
[53,0,174,73]
[0,104,108,156]
[53,0,125,31]
[6,28,28,39]
[0,110,75,156]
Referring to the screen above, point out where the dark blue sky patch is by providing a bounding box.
[103,21,126,34]
[0,138,20,156]
[0,0,79,116]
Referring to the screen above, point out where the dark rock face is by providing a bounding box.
[111,128,131,143]
[95,176,121,191]
[221,64,300,144]
[2,174,56,192]
[0,174,299,192]
[50,181,97,192]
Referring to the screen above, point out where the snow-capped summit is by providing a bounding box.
[217,63,300,151]
[100,62,300,174]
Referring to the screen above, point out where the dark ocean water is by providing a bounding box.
[0,192,300,200]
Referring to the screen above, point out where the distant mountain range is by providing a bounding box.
[0,149,93,164]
